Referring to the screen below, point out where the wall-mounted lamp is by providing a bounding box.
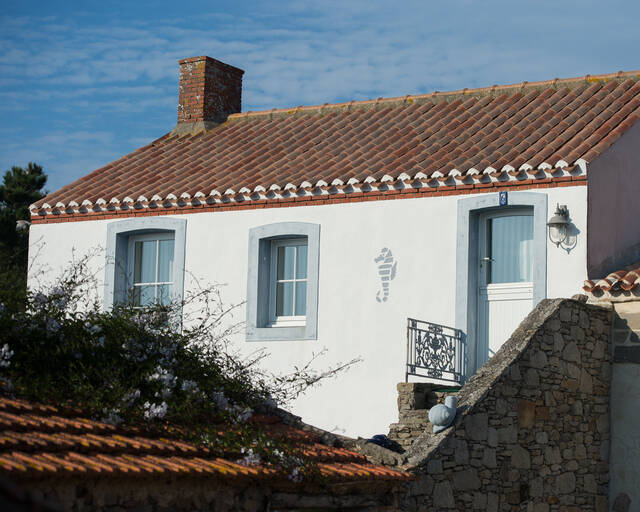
[15,220,31,232]
[547,204,570,247]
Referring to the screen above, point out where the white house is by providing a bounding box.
[28,57,640,437]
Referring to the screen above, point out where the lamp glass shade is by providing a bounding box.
[547,209,569,246]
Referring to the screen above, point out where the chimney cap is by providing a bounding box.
[178,56,244,75]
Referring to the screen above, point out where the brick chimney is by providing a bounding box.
[173,56,244,135]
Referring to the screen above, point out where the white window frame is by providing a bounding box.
[246,222,320,342]
[127,232,175,308]
[268,238,308,327]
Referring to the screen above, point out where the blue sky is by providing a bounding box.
[1,0,639,193]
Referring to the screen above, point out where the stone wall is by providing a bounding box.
[388,383,453,451]
[399,298,612,511]
[20,475,403,511]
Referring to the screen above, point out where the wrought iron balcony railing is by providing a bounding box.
[406,318,464,384]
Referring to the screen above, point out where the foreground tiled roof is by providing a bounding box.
[0,394,409,484]
[583,266,640,293]
[33,70,640,218]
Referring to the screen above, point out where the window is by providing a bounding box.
[104,218,186,318]
[128,233,175,307]
[246,222,320,341]
[269,238,307,326]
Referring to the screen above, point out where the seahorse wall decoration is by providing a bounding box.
[374,247,397,303]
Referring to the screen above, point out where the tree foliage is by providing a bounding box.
[0,163,47,304]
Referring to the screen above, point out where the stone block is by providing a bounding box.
[545,446,561,464]
[571,325,585,342]
[530,350,548,368]
[454,439,469,464]
[466,413,488,441]
[487,493,499,512]
[596,413,609,433]
[453,468,481,491]
[583,474,597,493]
[487,427,498,447]
[579,369,593,394]
[511,445,531,469]
[571,400,583,416]
[518,399,536,428]
[567,363,580,379]
[433,481,455,508]
[427,459,443,474]
[579,310,590,328]
[547,318,562,332]
[592,340,606,360]
[409,474,434,496]
[472,492,487,509]
[559,307,572,322]
[525,368,540,386]
[482,447,497,468]
[535,406,549,421]
[562,341,581,363]
[535,431,548,444]
[509,365,522,381]
[555,472,576,494]
[530,477,543,497]
[498,425,517,444]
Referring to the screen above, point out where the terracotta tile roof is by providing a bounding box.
[0,394,410,483]
[33,70,640,218]
[583,266,640,293]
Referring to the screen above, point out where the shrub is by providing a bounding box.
[0,255,359,473]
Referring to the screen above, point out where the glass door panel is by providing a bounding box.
[487,214,533,284]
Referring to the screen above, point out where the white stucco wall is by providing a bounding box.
[587,121,640,278]
[610,363,640,509]
[28,185,588,437]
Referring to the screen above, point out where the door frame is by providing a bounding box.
[455,192,547,379]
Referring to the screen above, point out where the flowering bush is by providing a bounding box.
[0,256,359,475]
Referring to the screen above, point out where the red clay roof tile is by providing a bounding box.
[0,395,410,484]
[584,267,640,293]
[32,70,640,218]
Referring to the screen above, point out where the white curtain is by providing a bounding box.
[490,215,533,283]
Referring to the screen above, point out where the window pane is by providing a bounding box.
[158,284,171,306]
[277,245,295,280]
[489,215,533,283]
[133,285,155,306]
[134,240,157,284]
[295,281,307,315]
[276,282,294,316]
[158,239,174,282]
[296,244,308,279]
